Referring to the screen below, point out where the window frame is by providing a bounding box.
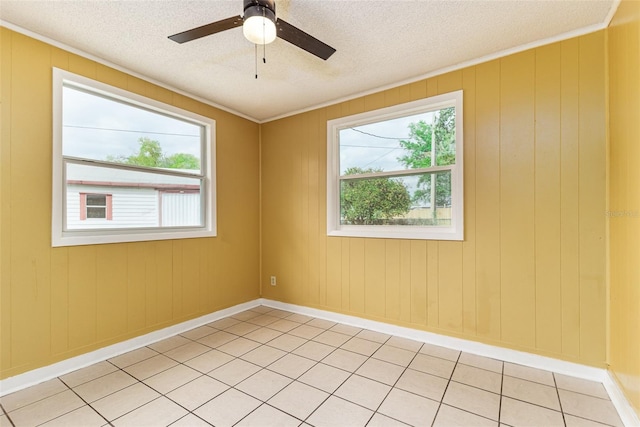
[326,90,464,240]
[52,68,216,247]
[80,193,112,220]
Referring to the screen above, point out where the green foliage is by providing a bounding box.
[340,167,411,225]
[397,107,455,207]
[107,137,200,170]
[164,152,200,170]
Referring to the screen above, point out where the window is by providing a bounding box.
[52,68,216,247]
[327,91,463,240]
[80,193,112,220]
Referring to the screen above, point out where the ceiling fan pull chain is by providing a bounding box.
[255,43,258,79]
[262,8,267,64]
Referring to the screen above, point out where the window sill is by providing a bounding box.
[327,226,463,241]
[52,227,216,247]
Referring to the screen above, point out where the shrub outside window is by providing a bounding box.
[326,91,463,240]
[52,68,216,247]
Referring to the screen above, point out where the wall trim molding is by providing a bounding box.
[262,299,640,426]
[603,370,640,427]
[0,300,260,397]
[0,21,259,124]
[1,297,637,427]
[260,299,606,382]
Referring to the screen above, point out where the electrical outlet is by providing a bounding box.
[270,276,277,286]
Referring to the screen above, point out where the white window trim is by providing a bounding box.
[52,68,217,247]
[326,90,464,240]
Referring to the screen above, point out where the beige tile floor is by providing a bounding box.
[0,306,624,427]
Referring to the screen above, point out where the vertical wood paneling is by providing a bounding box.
[384,87,400,107]
[67,246,97,349]
[437,70,462,94]
[317,107,328,307]
[474,60,502,341]
[50,248,69,355]
[438,242,463,332]
[409,80,427,101]
[559,38,581,358]
[261,31,608,368]
[410,241,427,325]
[1,26,614,380]
[384,240,401,320]
[181,239,201,316]
[461,67,477,335]
[364,239,385,317]
[578,32,607,364]
[534,44,562,354]
[307,110,321,305]
[10,34,52,368]
[426,241,439,327]
[326,237,342,308]
[172,241,184,318]
[1,29,260,379]
[608,0,640,412]
[399,241,412,323]
[499,51,536,348]
[300,113,311,304]
[144,243,158,326]
[199,238,215,313]
[341,239,351,310]
[155,240,174,324]
[0,27,13,372]
[127,243,147,332]
[96,245,127,341]
[349,238,365,313]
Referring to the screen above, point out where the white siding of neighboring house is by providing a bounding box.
[161,192,201,227]
[67,184,159,229]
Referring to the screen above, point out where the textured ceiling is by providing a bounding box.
[1,0,615,122]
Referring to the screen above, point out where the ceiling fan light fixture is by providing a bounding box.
[243,6,277,45]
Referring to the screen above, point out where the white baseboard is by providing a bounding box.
[262,299,640,426]
[2,297,637,427]
[603,371,640,427]
[0,299,260,397]
[261,299,605,382]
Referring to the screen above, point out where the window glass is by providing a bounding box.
[63,86,202,174]
[85,194,107,219]
[327,91,463,240]
[52,68,216,247]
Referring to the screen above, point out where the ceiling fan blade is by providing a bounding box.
[168,15,243,44]
[275,19,335,60]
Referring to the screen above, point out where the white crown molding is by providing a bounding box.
[3,8,616,126]
[0,20,260,124]
[261,21,609,123]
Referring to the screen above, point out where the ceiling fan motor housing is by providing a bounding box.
[243,0,276,22]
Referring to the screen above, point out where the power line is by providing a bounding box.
[348,127,407,140]
[341,144,400,149]
[63,125,199,138]
[361,147,403,169]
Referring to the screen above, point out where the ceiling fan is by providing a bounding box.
[168,0,336,60]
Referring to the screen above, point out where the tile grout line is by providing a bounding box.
[430,349,462,427]
[57,376,111,427]
[553,372,569,427]
[0,403,16,427]
[302,333,395,426]
[5,306,618,427]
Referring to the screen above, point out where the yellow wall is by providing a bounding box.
[608,0,640,416]
[261,31,608,367]
[0,28,261,380]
